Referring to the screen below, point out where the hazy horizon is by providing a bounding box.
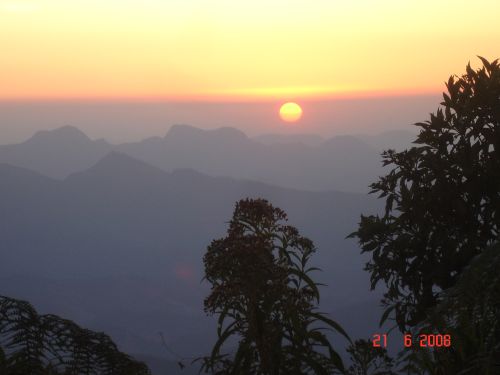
[0,94,435,144]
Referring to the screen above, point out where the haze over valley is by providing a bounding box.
[1,124,395,373]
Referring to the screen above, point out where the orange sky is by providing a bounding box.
[1,0,499,100]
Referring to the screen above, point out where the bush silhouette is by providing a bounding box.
[0,295,150,375]
[201,198,349,375]
[345,339,396,375]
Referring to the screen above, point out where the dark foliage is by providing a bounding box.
[0,295,150,375]
[399,242,500,375]
[345,339,396,375]
[349,57,500,331]
[201,198,349,374]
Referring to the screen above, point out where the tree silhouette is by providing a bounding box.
[201,198,349,375]
[349,57,500,331]
[0,295,150,375]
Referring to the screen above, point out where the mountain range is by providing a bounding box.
[0,125,416,192]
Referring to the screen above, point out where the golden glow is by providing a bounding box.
[1,0,500,100]
[279,102,303,122]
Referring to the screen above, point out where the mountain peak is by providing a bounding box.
[165,124,204,138]
[65,151,167,184]
[28,126,91,144]
[211,126,248,140]
[254,133,324,147]
[165,124,248,142]
[87,151,161,171]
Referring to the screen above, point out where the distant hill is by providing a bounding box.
[356,129,417,151]
[253,133,325,147]
[0,125,417,192]
[0,126,112,179]
[116,124,384,193]
[0,153,384,373]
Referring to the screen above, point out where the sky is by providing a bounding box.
[2,0,499,100]
[0,0,499,140]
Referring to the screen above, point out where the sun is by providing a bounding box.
[279,102,303,123]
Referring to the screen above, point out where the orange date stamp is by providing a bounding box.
[372,333,452,348]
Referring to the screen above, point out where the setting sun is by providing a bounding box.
[279,102,303,122]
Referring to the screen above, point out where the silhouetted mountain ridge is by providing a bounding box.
[253,133,324,147]
[0,124,413,192]
[66,151,168,184]
[166,124,248,142]
[28,125,92,143]
[0,125,112,179]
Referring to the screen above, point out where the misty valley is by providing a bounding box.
[1,125,389,374]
